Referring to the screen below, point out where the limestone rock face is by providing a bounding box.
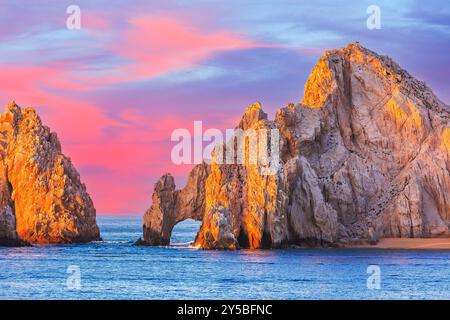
[0,102,100,245]
[140,43,449,249]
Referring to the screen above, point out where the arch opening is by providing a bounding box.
[170,219,202,246]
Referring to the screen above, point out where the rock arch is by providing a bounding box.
[139,165,209,246]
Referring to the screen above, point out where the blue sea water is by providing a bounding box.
[0,216,449,300]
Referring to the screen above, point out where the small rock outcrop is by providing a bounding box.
[140,43,449,249]
[0,102,100,245]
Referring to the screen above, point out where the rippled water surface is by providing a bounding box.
[0,216,449,299]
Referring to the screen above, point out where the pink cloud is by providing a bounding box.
[82,11,113,31]
[105,14,256,82]
[0,64,121,142]
[81,173,153,214]
[64,139,195,214]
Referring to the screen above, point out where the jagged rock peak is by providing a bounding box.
[238,101,268,130]
[302,42,449,115]
[0,102,100,245]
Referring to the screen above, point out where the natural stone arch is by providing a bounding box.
[138,165,209,246]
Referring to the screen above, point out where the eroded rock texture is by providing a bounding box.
[140,43,449,249]
[0,102,100,245]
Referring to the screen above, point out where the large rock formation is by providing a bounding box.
[139,43,450,249]
[0,102,100,245]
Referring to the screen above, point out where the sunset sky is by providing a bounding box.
[0,0,448,214]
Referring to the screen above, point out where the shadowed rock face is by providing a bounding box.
[140,43,450,249]
[0,102,100,245]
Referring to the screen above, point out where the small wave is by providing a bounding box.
[93,240,131,244]
[169,241,198,249]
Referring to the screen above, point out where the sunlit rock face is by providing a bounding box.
[140,43,450,249]
[0,102,100,245]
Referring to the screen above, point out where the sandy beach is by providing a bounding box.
[354,238,450,250]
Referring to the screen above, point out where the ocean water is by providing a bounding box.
[0,216,449,300]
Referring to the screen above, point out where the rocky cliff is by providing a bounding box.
[139,43,450,249]
[0,102,100,245]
